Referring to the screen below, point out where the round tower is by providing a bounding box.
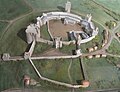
[65,1,71,13]
[81,80,90,88]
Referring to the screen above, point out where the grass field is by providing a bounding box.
[97,0,120,14]
[0,22,8,37]
[0,60,39,91]
[0,0,31,20]
[107,39,120,55]
[116,29,120,32]
[33,43,52,55]
[34,59,70,83]
[0,60,69,92]
[33,58,83,84]
[83,57,120,90]
[40,25,51,40]
[107,56,120,65]
[59,44,76,55]
[70,58,84,84]
[0,12,42,55]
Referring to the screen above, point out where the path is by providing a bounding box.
[82,21,120,56]
[23,0,34,11]
[39,48,68,56]
[92,0,119,20]
[91,0,120,49]
[68,60,73,83]
[113,22,120,43]
[0,0,34,42]
[106,53,120,58]
[0,11,34,42]
[28,58,85,88]
[0,20,10,23]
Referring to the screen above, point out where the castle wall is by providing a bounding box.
[26,33,33,44]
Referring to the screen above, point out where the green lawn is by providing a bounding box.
[59,44,76,55]
[97,0,120,14]
[0,12,40,55]
[26,0,66,11]
[33,58,83,84]
[0,60,39,91]
[107,39,120,55]
[116,29,120,32]
[83,57,120,90]
[33,43,52,55]
[70,58,83,84]
[107,56,120,65]
[0,0,31,20]
[0,60,71,92]
[40,25,51,40]
[0,22,8,37]
[33,59,71,83]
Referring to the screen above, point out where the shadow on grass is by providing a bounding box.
[17,28,27,43]
[31,19,37,24]
[76,80,83,85]
[25,43,32,52]
[57,6,65,12]
[17,18,37,43]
